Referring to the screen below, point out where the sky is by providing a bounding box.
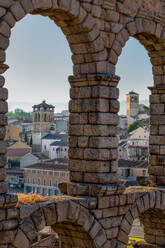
[4,14,153,113]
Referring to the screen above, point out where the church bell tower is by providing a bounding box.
[32,100,55,152]
[126,91,139,118]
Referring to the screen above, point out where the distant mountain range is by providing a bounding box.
[8,100,149,115]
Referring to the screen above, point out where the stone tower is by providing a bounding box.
[126,91,139,118]
[32,100,55,152]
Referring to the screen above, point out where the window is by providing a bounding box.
[120,169,124,177]
[65,148,67,151]
[143,170,146,176]
[61,148,63,151]
[44,145,46,150]
[32,178,35,184]
[49,180,52,186]
[49,171,53,175]
[32,170,36,174]
[37,170,41,174]
[54,172,59,176]
[61,172,65,177]
[27,178,30,183]
[38,178,40,185]
[43,171,47,175]
[44,179,46,185]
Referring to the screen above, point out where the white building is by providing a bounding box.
[50,140,68,159]
[42,133,68,158]
[129,127,149,140]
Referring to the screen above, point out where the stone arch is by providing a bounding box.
[14,199,107,248]
[107,17,165,85]
[0,0,108,77]
[118,189,165,247]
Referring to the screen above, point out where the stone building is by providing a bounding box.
[118,159,148,186]
[126,91,139,118]
[32,101,55,152]
[126,91,149,124]
[24,161,69,196]
[127,139,148,161]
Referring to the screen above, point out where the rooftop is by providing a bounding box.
[42,133,68,140]
[50,140,68,147]
[33,101,55,110]
[25,162,68,171]
[118,159,148,169]
[32,153,49,160]
[7,148,31,157]
[127,91,139,95]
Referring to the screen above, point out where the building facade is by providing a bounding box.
[118,159,148,186]
[32,101,55,152]
[7,141,32,167]
[5,125,20,141]
[42,133,68,158]
[129,127,149,140]
[118,115,128,138]
[24,162,69,196]
[127,139,148,161]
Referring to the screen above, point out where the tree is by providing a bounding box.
[24,133,28,144]
[6,109,32,119]
[30,136,33,147]
[127,118,149,133]
[139,155,146,160]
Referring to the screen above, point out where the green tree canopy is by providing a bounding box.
[7,109,32,119]
[128,118,149,133]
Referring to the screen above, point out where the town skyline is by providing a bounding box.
[5,15,153,107]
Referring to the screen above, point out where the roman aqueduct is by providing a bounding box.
[0,0,165,247]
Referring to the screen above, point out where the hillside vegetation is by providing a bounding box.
[7,108,32,119]
[128,118,149,133]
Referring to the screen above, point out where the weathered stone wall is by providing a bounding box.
[0,188,165,248]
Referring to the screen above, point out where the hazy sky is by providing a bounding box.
[5,14,153,112]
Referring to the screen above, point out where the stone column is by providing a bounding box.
[149,86,165,186]
[0,76,8,194]
[60,75,125,196]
